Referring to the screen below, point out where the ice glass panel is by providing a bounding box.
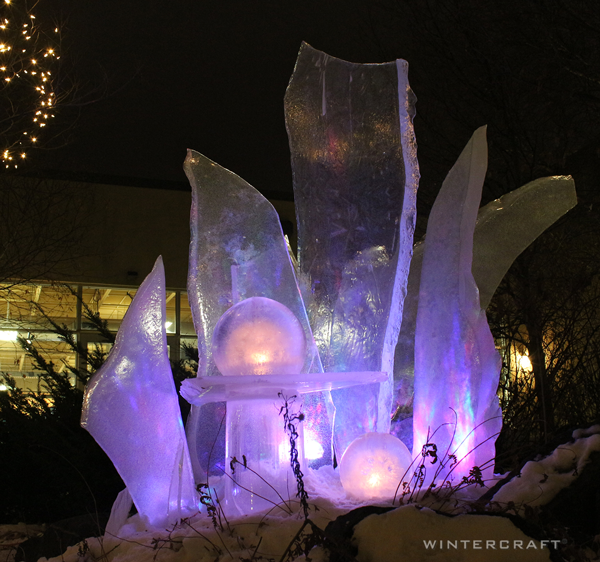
[412,128,501,484]
[81,258,198,527]
[184,150,332,473]
[284,43,419,455]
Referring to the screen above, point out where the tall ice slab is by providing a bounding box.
[285,43,419,455]
[81,257,198,528]
[184,151,332,472]
[412,127,502,483]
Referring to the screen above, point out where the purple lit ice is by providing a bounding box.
[392,176,576,446]
[81,257,198,528]
[184,151,333,472]
[412,127,502,484]
[210,298,307,515]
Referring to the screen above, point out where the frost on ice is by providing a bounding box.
[284,43,419,456]
[81,257,198,528]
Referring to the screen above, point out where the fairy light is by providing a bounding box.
[0,0,61,167]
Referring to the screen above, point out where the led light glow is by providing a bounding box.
[339,432,412,501]
[212,296,306,377]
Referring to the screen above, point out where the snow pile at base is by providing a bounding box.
[42,498,345,562]
[24,425,600,562]
[492,425,600,510]
[353,505,551,562]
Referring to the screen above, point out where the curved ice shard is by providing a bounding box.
[285,43,419,455]
[184,151,332,469]
[412,127,502,484]
[81,257,198,528]
[393,176,576,445]
[473,175,576,309]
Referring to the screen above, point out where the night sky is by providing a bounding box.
[36,1,393,198]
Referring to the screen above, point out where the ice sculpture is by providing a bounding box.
[393,176,576,445]
[284,43,419,456]
[412,127,502,483]
[181,371,387,405]
[81,257,198,528]
[339,432,412,501]
[207,297,307,514]
[184,150,334,475]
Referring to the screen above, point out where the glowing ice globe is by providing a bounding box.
[339,432,412,501]
[211,296,306,376]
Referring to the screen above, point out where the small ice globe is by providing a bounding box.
[211,296,306,376]
[340,432,412,501]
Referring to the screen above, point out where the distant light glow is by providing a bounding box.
[0,330,18,341]
[518,352,532,372]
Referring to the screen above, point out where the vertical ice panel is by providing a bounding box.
[412,127,502,483]
[184,151,332,471]
[393,175,576,448]
[285,43,419,455]
[81,257,198,528]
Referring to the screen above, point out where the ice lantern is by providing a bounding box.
[212,297,307,515]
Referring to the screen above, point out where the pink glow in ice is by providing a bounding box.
[211,299,306,515]
[412,127,502,485]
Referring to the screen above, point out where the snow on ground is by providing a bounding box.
[353,506,552,561]
[3,425,600,562]
[492,424,600,511]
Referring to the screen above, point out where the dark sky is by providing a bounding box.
[36,0,394,197]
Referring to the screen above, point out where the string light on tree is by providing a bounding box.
[0,0,60,168]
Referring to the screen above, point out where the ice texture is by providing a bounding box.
[412,127,502,483]
[225,397,304,516]
[339,432,412,501]
[211,297,306,376]
[472,175,576,309]
[284,43,419,456]
[393,176,576,446]
[184,151,333,472]
[81,257,198,528]
[180,371,387,405]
